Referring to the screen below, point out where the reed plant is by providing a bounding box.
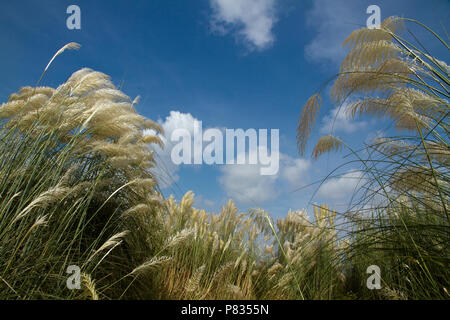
[297,16,449,299]
[0,44,163,298]
[0,16,447,300]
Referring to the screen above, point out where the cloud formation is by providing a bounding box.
[280,156,311,186]
[320,103,367,134]
[219,161,279,204]
[317,170,364,200]
[303,0,450,66]
[210,0,278,50]
[219,152,310,205]
[147,111,311,206]
[304,0,362,65]
[145,111,201,189]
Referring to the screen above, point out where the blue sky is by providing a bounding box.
[1,0,449,218]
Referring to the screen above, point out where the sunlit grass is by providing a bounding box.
[297,16,449,299]
[0,16,448,300]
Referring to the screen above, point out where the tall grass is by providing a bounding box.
[297,16,449,299]
[0,16,448,300]
[0,44,163,298]
[115,191,346,299]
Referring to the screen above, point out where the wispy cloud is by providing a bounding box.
[219,160,279,205]
[303,0,450,66]
[320,102,367,134]
[304,0,362,65]
[280,155,310,186]
[317,170,364,200]
[193,194,217,210]
[209,0,278,50]
[219,151,310,205]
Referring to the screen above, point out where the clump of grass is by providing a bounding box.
[121,191,264,299]
[0,42,345,301]
[253,205,348,299]
[297,16,449,299]
[0,43,163,299]
[2,15,447,300]
[118,190,346,300]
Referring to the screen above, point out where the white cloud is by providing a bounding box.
[193,194,217,210]
[304,0,364,65]
[320,102,367,134]
[317,170,364,200]
[158,111,198,138]
[145,111,201,189]
[146,111,312,205]
[280,155,310,186]
[210,0,278,50]
[219,150,310,205]
[219,145,278,204]
[219,163,279,205]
